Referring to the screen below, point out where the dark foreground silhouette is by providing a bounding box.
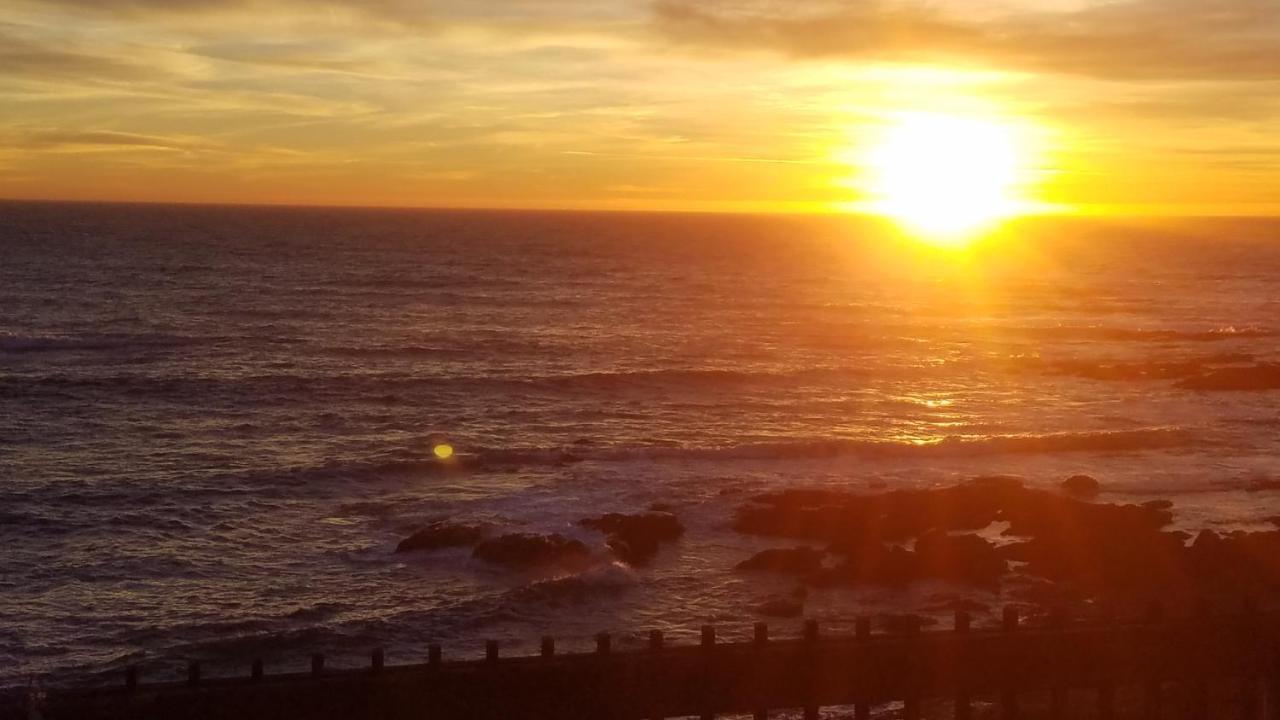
[5,606,1276,720]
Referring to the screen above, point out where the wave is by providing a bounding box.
[0,332,206,354]
[270,427,1205,485]
[1003,324,1271,343]
[0,365,870,403]
[561,427,1202,463]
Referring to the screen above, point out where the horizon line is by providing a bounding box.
[1,196,1278,222]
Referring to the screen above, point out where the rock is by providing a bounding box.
[605,536,660,567]
[648,502,674,512]
[756,597,805,618]
[1061,475,1101,497]
[735,547,825,575]
[581,512,684,540]
[726,477,1280,601]
[1000,528,1189,593]
[580,511,683,566]
[472,533,589,568]
[914,531,1007,587]
[395,522,485,553]
[817,545,921,588]
[735,478,1018,544]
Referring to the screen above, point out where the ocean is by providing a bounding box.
[2,201,1278,686]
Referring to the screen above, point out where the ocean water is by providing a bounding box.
[2,201,1279,686]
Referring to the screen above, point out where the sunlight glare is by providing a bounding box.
[858,112,1037,246]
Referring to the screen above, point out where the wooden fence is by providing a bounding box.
[7,605,1280,720]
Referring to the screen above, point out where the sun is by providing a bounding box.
[857,112,1038,246]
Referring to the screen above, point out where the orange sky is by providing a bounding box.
[2,0,1278,215]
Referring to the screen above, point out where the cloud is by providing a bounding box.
[8,129,219,153]
[0,32,151,81]
[651,0,1280,81]
[10,0,637,24]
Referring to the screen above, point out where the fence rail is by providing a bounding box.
[8,606,1280,719]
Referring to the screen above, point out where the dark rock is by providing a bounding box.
[1061,475,1101,497]
[735,477,1019,545]
[581,512,683,566]
[395,522,484,553]
[581,511,684,540]
[605,536,660,566]
[914,531,1007,587]
[756,597,804,618]
[648,502,674,512]
[735,547,825,575]
[472,533,589,568]
[731,476,1280,601]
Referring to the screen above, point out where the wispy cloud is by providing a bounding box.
[652,0,1280,81]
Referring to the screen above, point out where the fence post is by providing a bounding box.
[855,617,871,720]
[542,636,556,658]
[1191,602,1210,718]
[486,640,499,664]
[903,616,920,720]
[701,625,716,720]
[648,631,664,720]
[251,658,263,682]
[428,644,442,667]
[187,661,201,687]
[597,633,612,656]
[311,654,324,677]
[955,611,971,720]
[803,620,820,720]
[372,647,384,673]
[1098,683,1115,720]
[1002,608,1019,720]
[1142,603,1162,720]
[1269,640,1280,720]
[125,665,138,692]
[1244,599,1262,720]
[753,623,769,720]
[1048,607,1067,720]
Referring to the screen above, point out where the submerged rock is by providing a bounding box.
[1060,474,1101,497]
[472,533,589,568]
[735,547,825,575]
[580,511,684,566]
[914,531,1007,587]
[395,522,485,553]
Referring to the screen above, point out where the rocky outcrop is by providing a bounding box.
[472,533,589,568]
[1060,474,1100,497]
[580,511,684,566]
[735,547,825,575]
[395,522,485,553]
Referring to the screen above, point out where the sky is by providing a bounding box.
[1,0,1278,214]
